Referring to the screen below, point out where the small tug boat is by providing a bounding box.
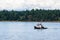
[34,24,47,29]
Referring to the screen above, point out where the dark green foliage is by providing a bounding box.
[0,9,60,21]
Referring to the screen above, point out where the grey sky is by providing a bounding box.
[0,0,60,10]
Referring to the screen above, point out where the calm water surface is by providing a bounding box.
[0,22,60,40]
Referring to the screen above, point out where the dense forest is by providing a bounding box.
[0,9,60,21]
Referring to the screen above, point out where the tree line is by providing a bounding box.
[0,9,60,21]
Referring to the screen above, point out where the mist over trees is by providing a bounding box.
[0,9,60,21]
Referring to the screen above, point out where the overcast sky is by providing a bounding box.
[0,0,60,10]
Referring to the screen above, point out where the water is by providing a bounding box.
[0,22,60,40]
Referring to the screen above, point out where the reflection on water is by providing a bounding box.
[0,22,60,40]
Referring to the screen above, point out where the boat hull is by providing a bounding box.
[34,26,47,29]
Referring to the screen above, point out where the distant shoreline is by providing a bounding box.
[0,9,60,22]
[0,21,60,22]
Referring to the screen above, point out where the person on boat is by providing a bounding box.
[40,24,44,28]
[37,24,44,28]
